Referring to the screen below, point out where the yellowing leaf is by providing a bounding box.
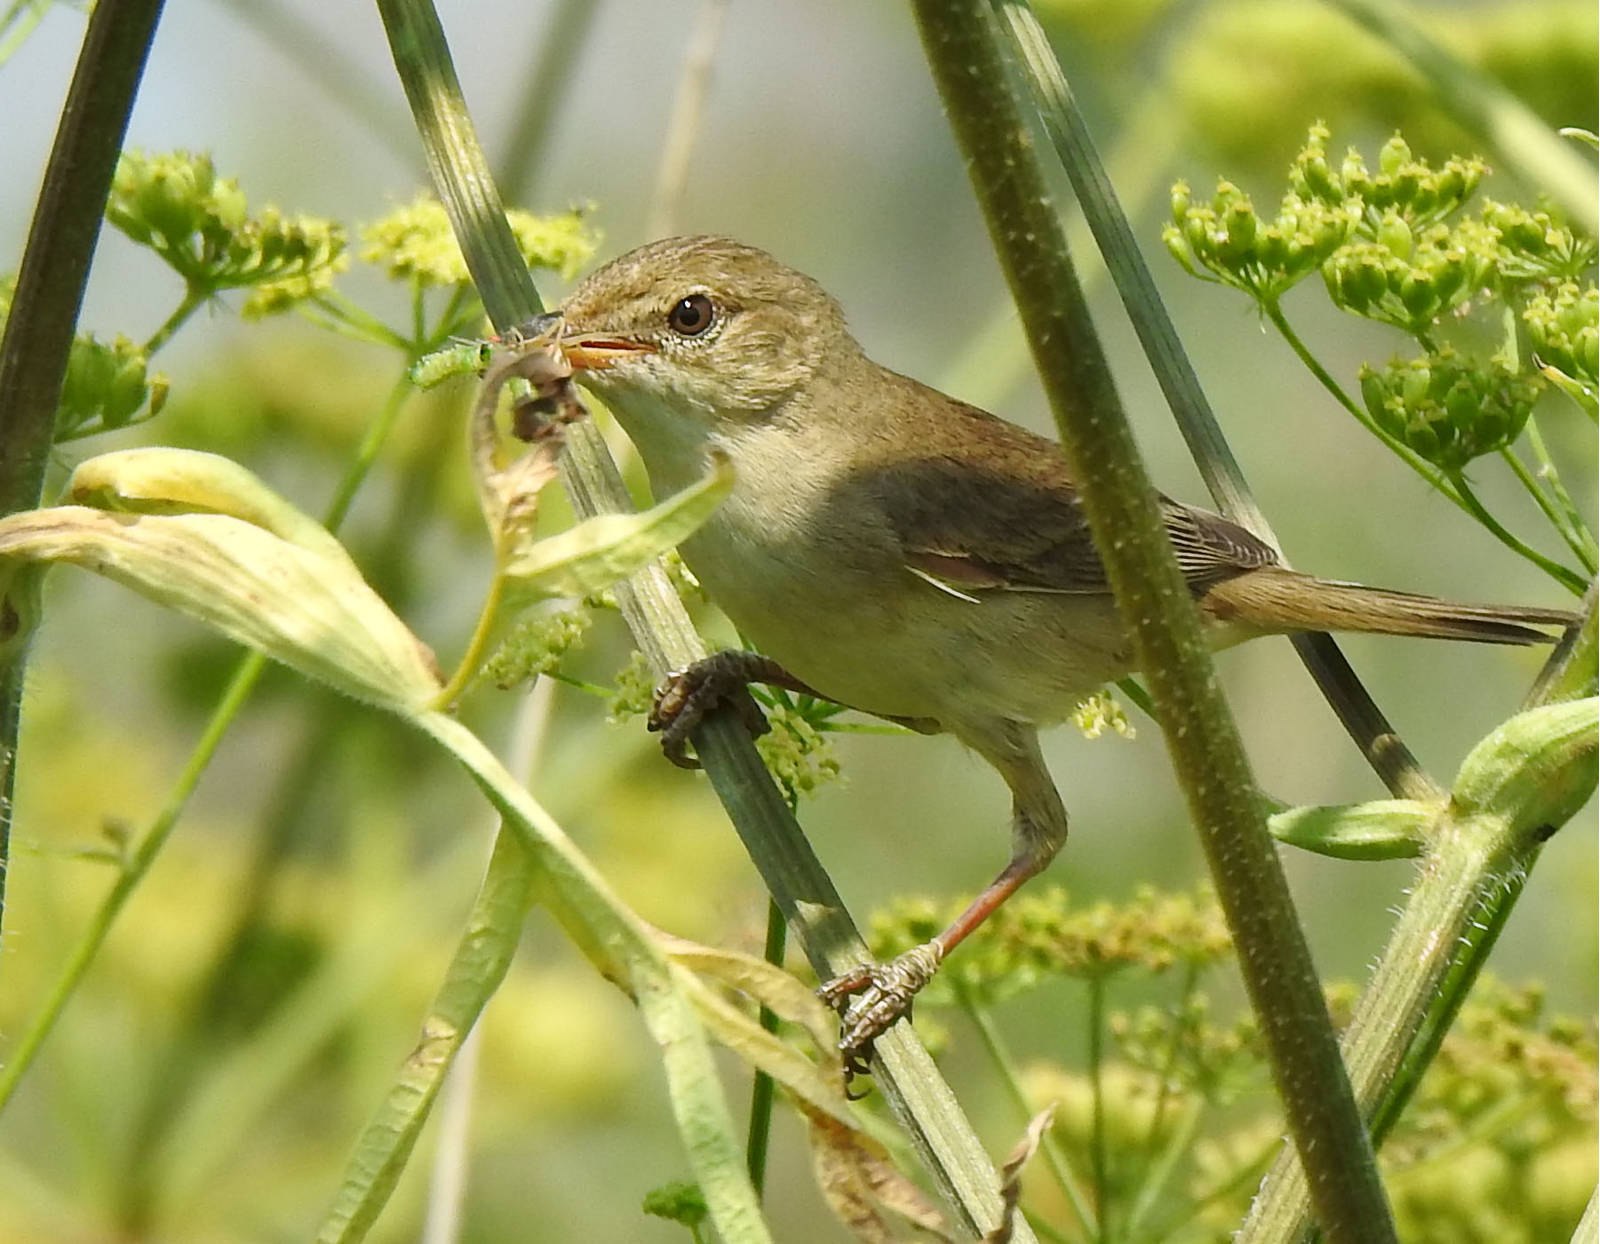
[0,476,440,712]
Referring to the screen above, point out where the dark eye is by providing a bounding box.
[667,293,715,337]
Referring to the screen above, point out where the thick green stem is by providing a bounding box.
[0,0,166,948]
[994,0,1439,804]
[376,2,1022,1235]
[911,4,1395,1239]
[1240,599,1599,1242]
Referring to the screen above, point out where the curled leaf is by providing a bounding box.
[983,1107,1057,1244]
[0,450,440,710]
[798,1097,950,1243]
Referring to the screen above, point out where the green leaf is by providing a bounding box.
[502,450,734,601]
[1269,798,1433,860]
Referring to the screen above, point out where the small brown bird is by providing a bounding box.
[554,235,1573,1061]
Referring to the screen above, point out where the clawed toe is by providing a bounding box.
[647,655,776,768]
[818,943,944,1079]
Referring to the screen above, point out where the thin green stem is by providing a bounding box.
[308,291,416,353]
[1123,1098,1207,1241]
[1087,975,1109,1241]
[1262,301,1461,505]
[1122,962,1200,1230]
[959,984,1098,1240]
[142,284,209,355]
[434,571,507,709]
[1450,471,1587,594]
[1524,416,1598,564]
[1498,445,1597,574]
[0,653,264,1111]
[378,0,1026,1232]
[0,373,416,1110]
[744,899,786,1195]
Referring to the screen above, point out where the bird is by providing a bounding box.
[549,233,1574,1064]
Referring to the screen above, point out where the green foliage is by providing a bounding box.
[360,194,595,287]
[1167,125,1597,585]
[642,1179,710,1240]
[868,882,1596,1240]
[1164,0,1597,170]
[0,274,167,441]
[753,698,841,804]
[482,604,593,689]
[1525,280,1599,406]
[107,149,347,310]
[1358,349,1537,470]
[869,883,1232,1005]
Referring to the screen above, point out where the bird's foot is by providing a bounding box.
[818,942,944,1080]
[648,651,782,769]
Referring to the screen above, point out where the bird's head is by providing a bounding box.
[557,235,859,423]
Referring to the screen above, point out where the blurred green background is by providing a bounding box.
[0,1,1593,1240]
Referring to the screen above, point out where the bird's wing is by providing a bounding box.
[853,400,1278,596]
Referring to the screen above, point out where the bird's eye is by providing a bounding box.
[667,293,715,337]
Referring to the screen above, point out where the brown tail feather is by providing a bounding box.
[1200,567,1577,645]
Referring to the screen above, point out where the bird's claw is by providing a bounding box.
[818,942,944,1082]
[647,654,772,769]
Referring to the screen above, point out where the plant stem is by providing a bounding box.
[1261,300,1458,503]
[1240,600,1598,1242]
[1087,975,1108,1241]
[376,1,1024,1235]
[1498,445,1597,574]
[961,986,1097,1239]
[646,0,731,239]
[0,0,166,950]
[1450,471,1587,594]
[744,899,786,1196]
[0,374,415,1111]
[911,3,1396,1239]
[143,284,209,355]
[995,0,1438,804]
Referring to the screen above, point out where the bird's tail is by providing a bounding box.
[1200,566,1577,645]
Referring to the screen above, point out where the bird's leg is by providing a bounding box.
[819,721,1068,1075]
[649,650,821,769]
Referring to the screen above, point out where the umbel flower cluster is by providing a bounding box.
[867,883,1596,1240]
[1164,125,1596,473]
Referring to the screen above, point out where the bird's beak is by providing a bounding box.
[559,328,656,372]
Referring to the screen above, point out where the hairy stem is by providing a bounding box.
[912,3,1396,1238]
[994,0,1439,803]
